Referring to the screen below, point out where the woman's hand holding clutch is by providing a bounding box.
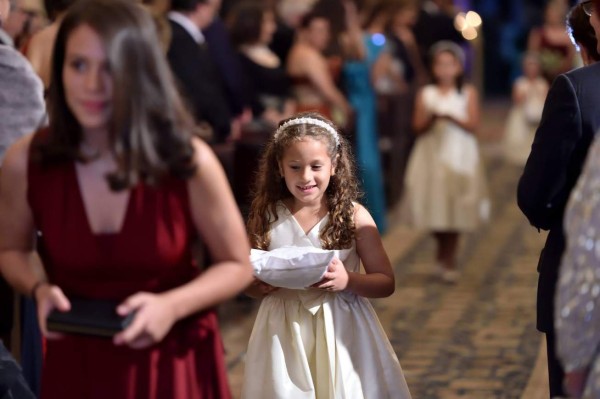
[113,292,176,349]
[35,283,71,339]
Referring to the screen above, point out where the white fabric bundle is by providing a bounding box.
[250,246,341,289]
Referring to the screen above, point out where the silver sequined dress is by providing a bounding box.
[556,135,600,398]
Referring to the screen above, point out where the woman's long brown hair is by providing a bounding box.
[38,0,198,190]
[246,112,361,250]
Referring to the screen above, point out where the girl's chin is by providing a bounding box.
[291,193,323,204]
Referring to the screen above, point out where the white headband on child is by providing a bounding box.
[274,117,340,147]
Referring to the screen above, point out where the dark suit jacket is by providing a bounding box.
[167,20,232,143]
[518,62,600,332]
[203,18,246,117]
[0,341,35,399]
[412,7,464,66]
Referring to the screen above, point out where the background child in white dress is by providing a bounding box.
[503,53,549,166]
[242,112,412,399]
[404,41,489,283]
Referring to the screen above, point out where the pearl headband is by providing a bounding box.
[274,117,340,147]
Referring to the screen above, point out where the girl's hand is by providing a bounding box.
[35,283,70,339]
[435,113,451,121]
[246,278,279,298]
[564,368,589,399]
[312,258,349,292]
[113,292,177,349]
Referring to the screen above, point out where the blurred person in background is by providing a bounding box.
[518,0,600,395]
[389,0,427,89]
[203,4,251,134]
[382,0,427,205]
[528,0,576,82]
[286,10,351,128]
[502,52,549,166]
[141,0,172,52]
[412,0,464,71]
[341,0,403,233]
[270,0,315,63]
[555,115,600,399]
[1,0,45,49]
[167,0,236,143]
[228,0,295,127]
[0,0,46,394]
[26,0,78,90]
[405,41,488,284]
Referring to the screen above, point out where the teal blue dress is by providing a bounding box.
[343,34,387,232]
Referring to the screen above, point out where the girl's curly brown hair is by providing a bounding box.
[247,112,361,250]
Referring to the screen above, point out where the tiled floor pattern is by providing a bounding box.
[375,160,547,398]
[218,101,549,398]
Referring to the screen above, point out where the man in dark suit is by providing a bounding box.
[517,4,600,394]
[167,0,233,143]
[412,0,464,67]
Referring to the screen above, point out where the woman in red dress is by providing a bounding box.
[0,0,253,398]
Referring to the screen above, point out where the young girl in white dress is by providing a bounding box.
[404,41,489,283]
[503,53,549,166]
[241,112,412,399]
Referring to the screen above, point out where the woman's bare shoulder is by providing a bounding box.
[189,136,213,167]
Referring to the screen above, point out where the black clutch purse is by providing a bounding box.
[47,298,135,338]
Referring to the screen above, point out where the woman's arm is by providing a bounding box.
[0,135,70,337]
[339,0,365,61]
[115,138,253,348]
[0,135,38,294]
[512,78,527,104]
[302,50,352,116]
[412,88,436,134]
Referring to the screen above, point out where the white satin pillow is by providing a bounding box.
[250,246,339,289]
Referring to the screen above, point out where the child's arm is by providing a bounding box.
[412,88,437,135]
[348,204,395,297]
[512,78,528,104]
[313,204,395,298]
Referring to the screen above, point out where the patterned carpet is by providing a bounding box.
[218,101,549,398]
[375,159,546,398]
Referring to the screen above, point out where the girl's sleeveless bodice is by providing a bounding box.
[268,203,358,270]
[27,133,231,399]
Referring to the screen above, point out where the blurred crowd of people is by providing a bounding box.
[8,0,600,397]
[1,0,473,226]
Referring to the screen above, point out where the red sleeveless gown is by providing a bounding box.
[27,136,231,399]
